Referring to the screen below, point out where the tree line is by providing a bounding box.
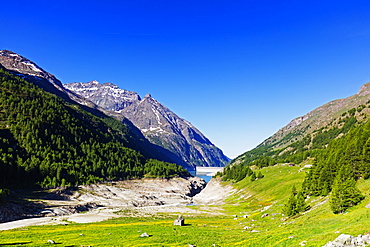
[0,68,189,192]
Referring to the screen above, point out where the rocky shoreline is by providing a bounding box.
[0,177,208,226]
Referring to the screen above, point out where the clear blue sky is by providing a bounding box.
[1,1,370,158]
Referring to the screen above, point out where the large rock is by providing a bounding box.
[323,233,370,247]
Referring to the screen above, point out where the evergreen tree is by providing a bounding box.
[250,172,256,182]
[283,187,308,217]
[283,192,297,217]
[295,191,307,213]
[330,165,365,214]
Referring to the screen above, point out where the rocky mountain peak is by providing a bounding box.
[64,81,141,112]
[0,50,63,89]
[66,81,230,167]
[357,82,370,97]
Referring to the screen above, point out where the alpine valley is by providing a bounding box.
[2,49,370,247]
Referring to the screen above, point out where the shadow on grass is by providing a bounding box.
[0,242,64,246]
[0,242,32,246]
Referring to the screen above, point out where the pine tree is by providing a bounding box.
[250,172,256,182]
[283,187,308,217]
[283,192,297,217]
[295,191,307,213]
[330,165,365,214]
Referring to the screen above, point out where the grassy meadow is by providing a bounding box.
[1,164,370,246]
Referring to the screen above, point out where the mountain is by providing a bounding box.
[258,82,370,151]
[232,82,370,166]
[0,66,191,189]
[0,50,197,176]
[0,50,63,89]
[224,81,370,214]
[0,50,103,111]
[65,81,230,167]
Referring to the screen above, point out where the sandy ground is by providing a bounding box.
[193,178,236,205]
[0,177,235,231]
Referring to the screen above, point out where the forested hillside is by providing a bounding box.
[0,67,189,191]
[221,95,370,213]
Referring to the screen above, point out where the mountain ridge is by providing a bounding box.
[254,82,370,152]
[0,50,196,171]
[0,50,228,169]
[65,81,230,167]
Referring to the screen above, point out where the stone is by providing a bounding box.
[299,240,307,246]
[323,234,357,247]
[47,239,55,244]
[261,213,269,218]
[140,232,150,238]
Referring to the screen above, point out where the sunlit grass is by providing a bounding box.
[1,164,370,246]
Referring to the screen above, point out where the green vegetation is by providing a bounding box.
[222,103,370,214]
[0,68,189,190]
[329,165,365,214]
[1,164,370,246]
[282,186,308,217]
[144,159,189,178]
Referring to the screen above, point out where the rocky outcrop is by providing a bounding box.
[323,233,370,247]
[65,81,230,167]
[74,177,207,207]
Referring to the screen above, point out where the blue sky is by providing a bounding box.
[1,1,370,158]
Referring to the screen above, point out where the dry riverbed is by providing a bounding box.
[0,177,235,230]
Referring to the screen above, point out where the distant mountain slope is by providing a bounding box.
[223,82,370,214]
[233,82,370,165]
[65,81,230,167]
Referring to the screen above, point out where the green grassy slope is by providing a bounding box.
[1,164,369,246]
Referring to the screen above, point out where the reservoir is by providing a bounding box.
[193,167,224,183]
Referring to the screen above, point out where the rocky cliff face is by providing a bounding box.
[65,81,230,167]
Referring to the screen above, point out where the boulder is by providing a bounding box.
[47,239,55,244]
[323,233,370,247]
[140,232,150,238]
